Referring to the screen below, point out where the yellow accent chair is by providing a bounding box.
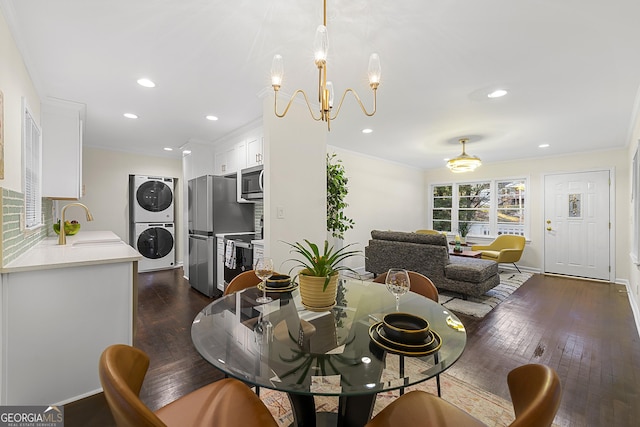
[471,235,526,272]
[415,229,440,235]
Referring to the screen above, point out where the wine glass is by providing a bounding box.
[385,268,411,311]
[254,257,274,304]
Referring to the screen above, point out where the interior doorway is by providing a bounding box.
[543,170,611,281]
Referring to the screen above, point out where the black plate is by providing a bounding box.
[382,312,430,344]
[266,274,291,288]
[257,282,298,293]
[376,323,436,350]
[369,322,442,356]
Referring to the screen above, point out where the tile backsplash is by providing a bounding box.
[1,188,53,267]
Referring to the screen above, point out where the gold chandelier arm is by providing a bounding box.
[274,89,323,121]
[329,87,377,121]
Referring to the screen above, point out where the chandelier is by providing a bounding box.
[447,138,482,173]
[270,0,381,131]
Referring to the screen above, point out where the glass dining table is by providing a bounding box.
[191,277,467,427]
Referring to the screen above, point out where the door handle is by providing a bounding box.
[546,226,552,231]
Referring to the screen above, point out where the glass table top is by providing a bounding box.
[191,278,466,397]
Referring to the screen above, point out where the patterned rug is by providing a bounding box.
[260,371,517,426]
[439,271,533,318]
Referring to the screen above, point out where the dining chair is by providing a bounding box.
[373,271,441,396]
[365,363,562,427]
[99,344,278,427]
[223,269,262,295]
[471,235,526,272]
[373,271,439,302]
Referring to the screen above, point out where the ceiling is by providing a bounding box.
[3,0,640,170]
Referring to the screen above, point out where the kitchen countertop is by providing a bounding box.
[251,239,264,245]
[1,231,141,273]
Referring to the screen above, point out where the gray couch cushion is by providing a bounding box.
[371,230,447,247]
[445,257,498,282]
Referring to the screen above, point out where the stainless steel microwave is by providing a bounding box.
[240,165,264,200]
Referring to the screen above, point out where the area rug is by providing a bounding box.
[260,370,517,426]
[438,271,533,318]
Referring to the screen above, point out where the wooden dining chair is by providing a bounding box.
[373,271,439,302]
[365,363,562,427]
[223,269,262,295]
[373,271,441,396]
[99,344,278,427]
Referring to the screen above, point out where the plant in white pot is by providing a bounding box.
[283,239,361,311]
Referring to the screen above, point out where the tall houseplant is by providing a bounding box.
[283,239,361,310]
[327,153,355,239]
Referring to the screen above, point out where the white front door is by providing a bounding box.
[543,170,611,280]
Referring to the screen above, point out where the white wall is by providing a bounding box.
[263,97,326,274]
[0,7,40,192]
[59,147,183,263]
[327,146,426,271]
[424,149,629,281]
[628,108,640,319]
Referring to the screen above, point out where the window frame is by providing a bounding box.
[429,176,529,239]
[22,98,42,230]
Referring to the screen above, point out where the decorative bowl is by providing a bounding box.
[266,274,291,288]
[53,221,81,236]
[382,312,430,344]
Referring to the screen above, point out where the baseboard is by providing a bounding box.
[619,278,640,339]
[54,387,102,406]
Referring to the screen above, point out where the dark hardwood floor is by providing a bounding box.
[64,269,640,426]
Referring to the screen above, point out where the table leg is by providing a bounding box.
[337,393,376,427]
[288,393,317,427]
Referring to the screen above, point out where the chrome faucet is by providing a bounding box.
[58,202,94,245]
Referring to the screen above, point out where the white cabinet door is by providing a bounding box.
[214,145,237,175]
[41,101,83,199]
[246,137,263,168]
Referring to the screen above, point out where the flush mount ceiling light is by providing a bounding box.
[137,78,156,88]
[487,89,508,98]
[205,115,219,121]
[270,0,380,131]
[446,138,482,173]
[123,113,138,119]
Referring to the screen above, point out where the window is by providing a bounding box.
[23,99,42,229]
[429,178,528,238]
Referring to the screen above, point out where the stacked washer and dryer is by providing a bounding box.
[129,175,176,272]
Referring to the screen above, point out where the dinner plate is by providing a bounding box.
[375,323,436,350]
[369,322,442,356]
[257,282,299,293]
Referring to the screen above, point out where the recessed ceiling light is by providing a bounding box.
[206,115,219,121]
[123,113,138,119]
[362,128,373,134]
[137,78,156,88]
[538,143,550,148]
[182,150,192,155]
[164,147,173,151]
[487,89,508,98]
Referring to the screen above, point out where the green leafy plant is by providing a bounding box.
[327,153,355,239]
[283,239,361,291]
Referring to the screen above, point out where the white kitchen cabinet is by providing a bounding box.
[217,237,225,291]
[41,100,84,199]
[214,145,238,175]
[246,137,263,168]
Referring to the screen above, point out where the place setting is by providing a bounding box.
[256,273,299,293]
[369,312,442,356]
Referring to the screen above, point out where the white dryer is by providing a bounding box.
[131,175,174,222]
[135,222,175,272]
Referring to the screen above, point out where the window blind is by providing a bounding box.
[23,103,42,229]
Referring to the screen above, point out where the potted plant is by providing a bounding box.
[283,239,361,311]
[327,153,355,240]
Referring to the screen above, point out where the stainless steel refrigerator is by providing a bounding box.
[188,175,254,296]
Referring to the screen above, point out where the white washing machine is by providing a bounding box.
[131,175,174,223]
[135,222,175,272]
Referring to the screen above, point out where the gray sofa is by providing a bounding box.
[364,230,500,297]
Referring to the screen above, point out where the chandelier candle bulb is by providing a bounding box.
[314,25,329,65]
[368,53,381,87]
[271,54,284,88]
